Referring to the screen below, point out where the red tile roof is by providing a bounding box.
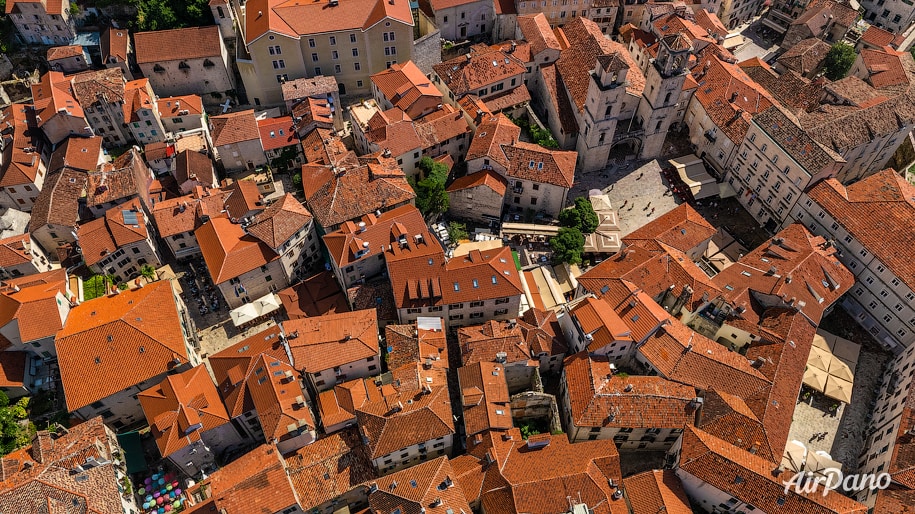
[78,197,150,266]
[134,26,223,64]
[47,135,102,174]
[244,352,316,441]
[242,0,413,45]
[0,269,68,348]
[0,104,43,188]
[0,233,34,268]
[446,168,508,197]
[175,149,216,188]
[284,428,376,511]
[151,187,230,238]
[564,352,697,429]
[691,55,775,144]
[257,115,299,152]
[210,109,262,147]
[518,307,568,356]
[621,202,716,251]
[323,204,429,269]
[282,309,380,373]
[860,47,909,89]
[55,281,190,411]
[777,38,831,76]
[0,351,26,388]
[517,14,561,57]
[678,426,868,513]
[433,44,526,96]
[277,271,349,319]
[371,61,443,119]
[457,428,625,514]
[539,63,579,135]
[458,320,531,367]
[807,169,915,288]
[501,141,576,188]
[101,27,129,63]
[282,75,338,103]
[414,104,472,147]
[384,317,448,372]
[159,95,204,117]
[138,365,231,458]
[207,325,288,415]
[223,179,264,221]
[196,215,278,284]
[464,113,520,168]
[46,45,83,61]
[30,71,83,127]
[457,361,512,436]
[70,68,125,112]
[86,148,147,208]
[356,383,454,458]
[364,108,424,157]
[861,25,896,48]
[623,470,693,514]
[388,245,524,309]
[369,457,472,514]
[187,444,299,513]
[246,193,313,249]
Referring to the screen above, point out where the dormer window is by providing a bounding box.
[178,61,190,70]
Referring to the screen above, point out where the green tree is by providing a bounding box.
[550,227,585,265]
[137,0,177,31]
[823,42,856,81]
[140,264,156,281]
[0,396,34,456]
[559,197,599,233]
[447,222,469,242]
[411,157,450,218]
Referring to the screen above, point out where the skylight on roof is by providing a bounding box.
[454,282,460,291]
[473,279,479,288]
[492,275,498,284]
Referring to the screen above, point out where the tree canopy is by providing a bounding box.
[550,227,585,265]
[0,392,34,456]
[823,42,856,81]
[558,197,599,233]
[411,157,450,218]
[134,0,212,31]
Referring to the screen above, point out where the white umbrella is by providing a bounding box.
[781,440,807,472]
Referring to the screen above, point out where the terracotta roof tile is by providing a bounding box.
[622,203,715,251]
[0,351,26,388]
[244,353,316,441]
[301,154,415,229]
[100,27,129,63]
[277,271,349,319]
[134,26,222,64]
[517,14,561,57]
[432,45,526,96]
[483,82,532,112]
[807,169,915,291]
[138,365,231,458]
[282,75,338,103]
[860,47,909,89]
[211,109,262,148]
[282,309,380,373]
[778,38,831,76]
[692,55,775,144]
[159,95,204,117]
[151,187,230,238]
[623,470,693,514]
[301,127,355,166]
[223,179,264,221]
[46,45,83,61]
[175,150,216,188]
[323,204,428,269]
[446,169,508,197]
[457,361,512,436]
[738,60,824,114]
[188,444,298,513]
[517,307,568,356]
[242,0,413,45]
[371,61,443,120]
[364,108,424,157]
[384,317,448,372]
[370,457,472,514]
[55,281,190,411]
[539,63,579,135]
[0,233,32,268]
[292,96,335,129]
[246,193,313,249]
[70,68,125,112]
[356,383,454,458]
[414,104,471,148]
[257,116,299,152]
[196,215,278,283]
[679,426,868,514]
[47,135,103,174]
[284,428,375,510]
[207,325,287,414]
[861,25,896,48]
[0,269,68,348]
[564,352,696,429]
[0,104,43,188]
[30,71,84,127]
[86,148,147,207]
[458,320,531,366]
[465,113,520,167]
[78,198,149,266]
[501,141,576,188]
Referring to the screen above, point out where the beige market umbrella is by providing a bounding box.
[824,376,854,404]
[812,333,830,351]
[827,356,854,382]
[807,346,832,372]
[781,440,807,472]
[831,335,861,364]
[803,366,828,392]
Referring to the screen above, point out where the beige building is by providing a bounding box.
[420,0,493,41]
[0,103,47,212]
[209,110,267,172]
[46,45,89,74]
[78,198,162,282]
[446,169,507,224]
[5,0,75,45]
[71,68,134,148]
[0,233,53,280]
[30,71,91,147]
[100,26,133,79]
[124,78,167,146]
[159,95,208,135]
[233,0,416,107]
[134,26,235,100]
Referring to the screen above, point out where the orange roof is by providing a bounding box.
[151,187,230,238]
[56,281,190,412]
[195,215,278,284]
[47,135,103,173]
[621,203,715,252]
[464,113,520,167]
[861,25,896,48]
[101,27,129,63]
[384,317,448,371]
[243,0,413,45]
[691,54,775,144]
[517,14,561,56]
[563,352,696,429]
[30,71,83,128]
[0,233,35,268]
[323,204,429,269]
[223,179,264,221]
[7,0,64,14]
[679,427,867,513]
[134,26,223,64]
[0,104,43,188]
[257,116,299,152]
[0,351,27,388]
[0,268,69,347]
[277,271,349,319]
[371,61,443,119]
[568,296,633,351]
[207,325,289,415]
[457,361,512,436]
[458,320,531,367]
[433,44,526,96]
[413,104,471,147]
[501,141,576,188]
[244,353,315,441]
[364,108,424,157]
[47,45,83,61]
[246,193,313,249]
[860,47,909,89]
[623,470,693,514]
[517,307,567,356]
[282,309,379,373]
[159,95,204,117]
[78,198,150,266]
[138,365,231,458]
[284,428,376,511]
[210,109,262,147]
[356,383,454,458]
[369,457,472,514]
[446,169,508,197]
[188,444,299,513]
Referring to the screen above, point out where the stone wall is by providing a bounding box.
[412,10,442,76]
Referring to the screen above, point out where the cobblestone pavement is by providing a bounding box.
[569,159,682,237]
